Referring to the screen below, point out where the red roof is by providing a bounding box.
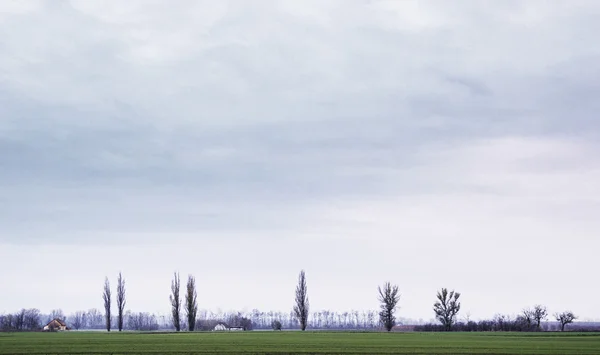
[45,319,67,327]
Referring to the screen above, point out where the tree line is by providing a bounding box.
[0,270,584,332]
[415,305,578,332]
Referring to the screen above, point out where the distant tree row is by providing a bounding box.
[292,271,578,333]
[293,271,455,332]
[0,306,586,333]
[0,309,42,331]
[416,305,577,332]
[100,271,199,332]
[0,270,584,332]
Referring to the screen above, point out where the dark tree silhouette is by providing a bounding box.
[271,320,282,330]
[117,272,126,332]
[378,282,401,331]
[532,305,547,330]
[555,311,576,331]
[170,272,181,331]
[102,277,111,332]
[433,288,461,331]
[522,307,534,329]
[185,275,198,331]
[293,270,309,331]
[72,311,86,330]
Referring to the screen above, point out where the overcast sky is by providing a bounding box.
[1,0,599,322]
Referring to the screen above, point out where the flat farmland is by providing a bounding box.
[1,331,599,355]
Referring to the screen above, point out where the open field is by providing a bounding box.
[1,331,600,355]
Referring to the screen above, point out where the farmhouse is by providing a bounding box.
[213,323,227,331]
[213,323,246,331]
[43,319,68,331]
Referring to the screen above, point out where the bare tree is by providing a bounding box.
[555,311,576,331]
[117,272,126,332]
[463,311,472,323]
[50,309,65,322]
[72,311,86,330]
[170,272,181,331]
[126,312,159,331]
[14,310,25,330]
[532,305,548,330]
[23,309,41,330]
[378,282,401,331]
[185,275,198,331]
[293,270,309,331]
[433,288,461,331]
[103,277,112,332]
[272,320,282,330]
[86,308,103,329]
[521,308,534,329]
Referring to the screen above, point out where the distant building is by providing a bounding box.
[213,323,228,331]
[213,323,246,331]
[43,319,68,331]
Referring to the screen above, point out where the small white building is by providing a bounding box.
[213,323,227,331]
[228,326,244,331]
[43,319,68,331]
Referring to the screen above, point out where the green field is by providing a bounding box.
[1,331,599,355]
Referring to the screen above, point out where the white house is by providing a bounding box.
[213,323,246,331]
[43,319,68,331]
[213,323,227,331]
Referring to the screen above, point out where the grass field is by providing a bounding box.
[1,331,599,355]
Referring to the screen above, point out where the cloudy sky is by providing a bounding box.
[1,0,599,322]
